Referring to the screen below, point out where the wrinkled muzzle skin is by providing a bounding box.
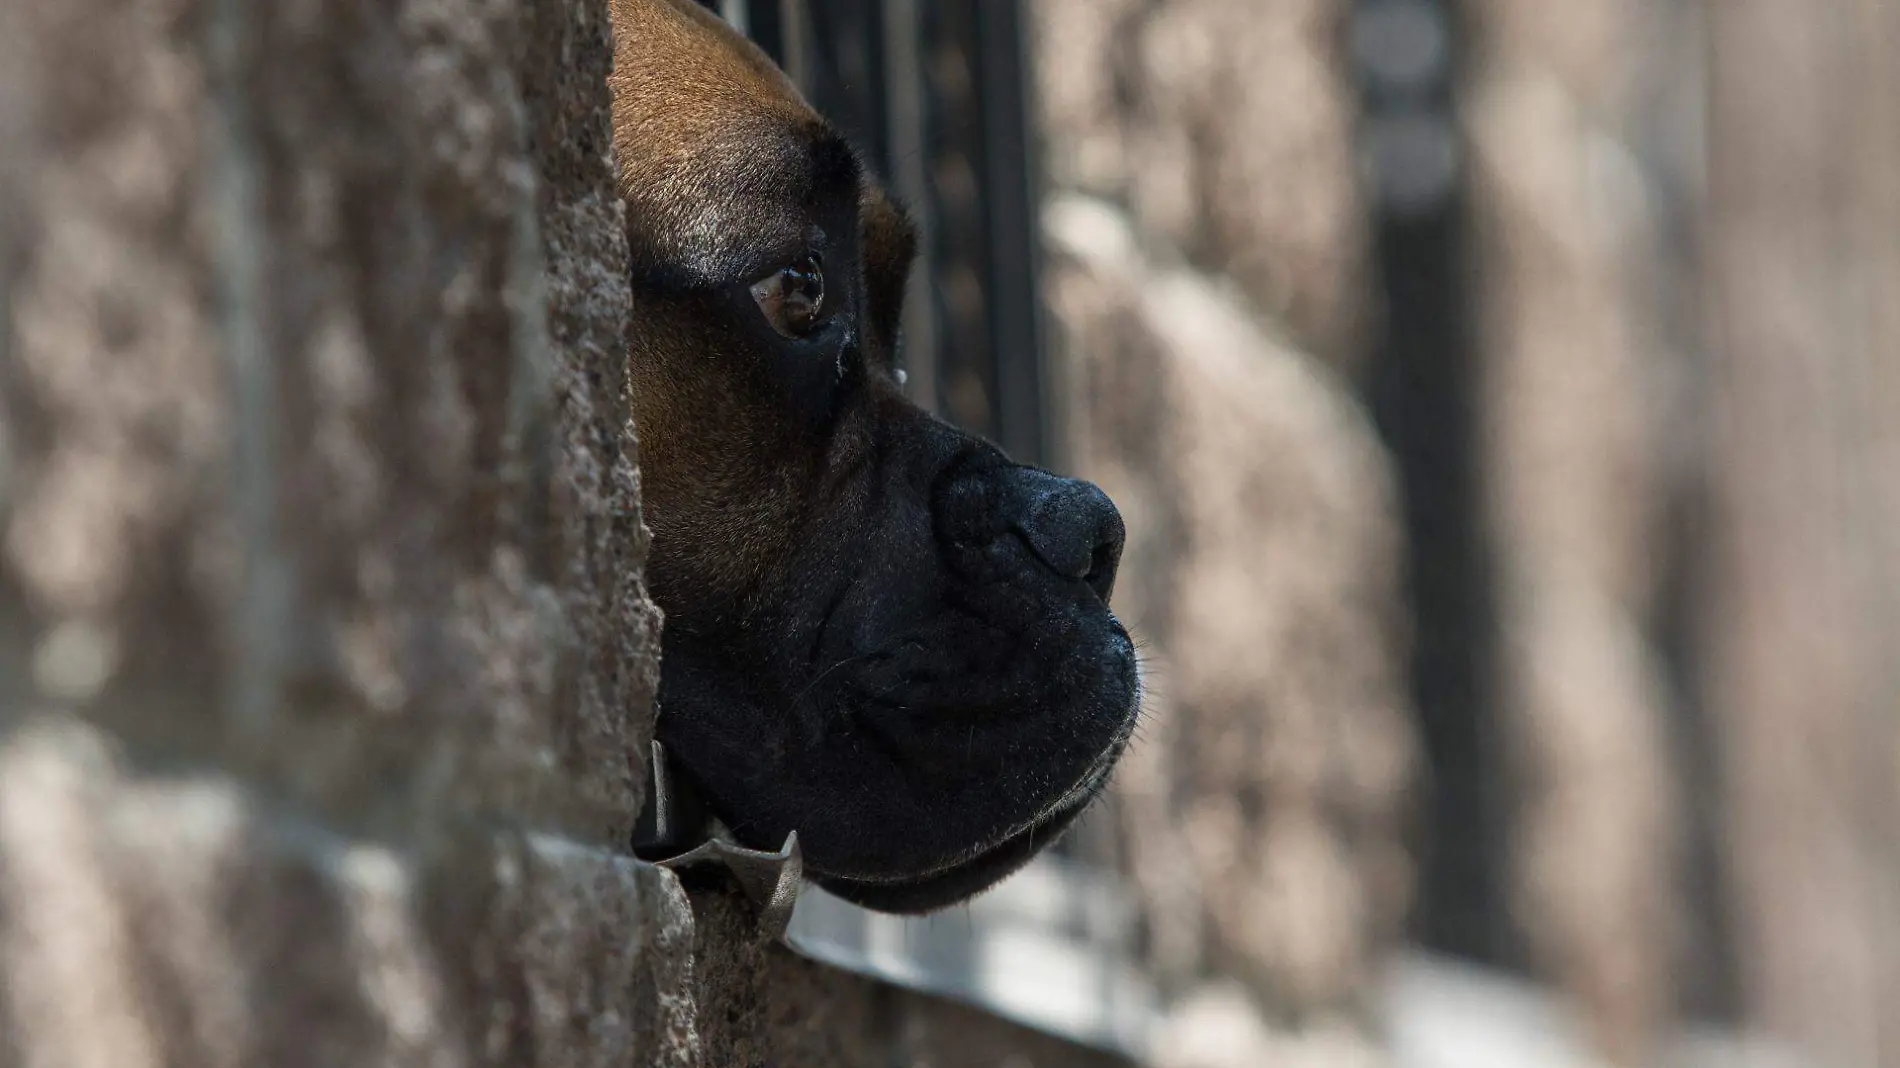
[609,0,1140,913]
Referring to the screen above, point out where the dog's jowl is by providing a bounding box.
[607,0,1139,913]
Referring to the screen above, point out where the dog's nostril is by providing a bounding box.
[1084,510,1125,602]
[1014,472,1125,603]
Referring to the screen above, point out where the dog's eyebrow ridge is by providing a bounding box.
[626,121,868,289]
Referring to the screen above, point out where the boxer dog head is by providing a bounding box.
[607,0,1138,913]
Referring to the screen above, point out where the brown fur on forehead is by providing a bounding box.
[608,0,843,279]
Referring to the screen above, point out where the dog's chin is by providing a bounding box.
[654,616,1139,912]
[808,763,1110,913]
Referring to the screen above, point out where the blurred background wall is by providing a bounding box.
[1034,2,1417,1066]
[1698,5,1900,1064]
[1035,1,1900,1066]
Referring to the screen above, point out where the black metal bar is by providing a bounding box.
[917,1,995,443]
[801,0,891,175]
[1352,0,1515,969]
[974,0,1047,467]
[747,0,786,64]
[711,0,1051,468]
[879,0,940,410]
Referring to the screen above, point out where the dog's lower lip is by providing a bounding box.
[1046,744,1119,817]
[835,641,1138,886]
[811,782,1098,893]
[810,725,1129,889]
[832,787,1088,885]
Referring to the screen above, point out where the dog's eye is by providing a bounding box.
[750,253,829,338]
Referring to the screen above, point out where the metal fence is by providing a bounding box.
[701,0,1052,466]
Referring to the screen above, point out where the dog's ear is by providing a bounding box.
[858,186,917,360]
[607,0,816,270]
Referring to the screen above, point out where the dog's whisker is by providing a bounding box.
[786,650,877,711]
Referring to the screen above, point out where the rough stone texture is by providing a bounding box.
[1043,193,1415,1064]
[0,0,713,1062]
[0,717,698,1068]
[517,0,664,842]
[1462,3,1689,1061]
[1030,0,1368,361]
[0,0,660,846]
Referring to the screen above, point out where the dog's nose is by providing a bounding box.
[1011,469,1125,603]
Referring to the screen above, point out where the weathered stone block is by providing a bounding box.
[0,0,659,844]
[0,717,697,1068]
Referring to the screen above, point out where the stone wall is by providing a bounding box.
[0,0,683,1060]
[1,0,658,846]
